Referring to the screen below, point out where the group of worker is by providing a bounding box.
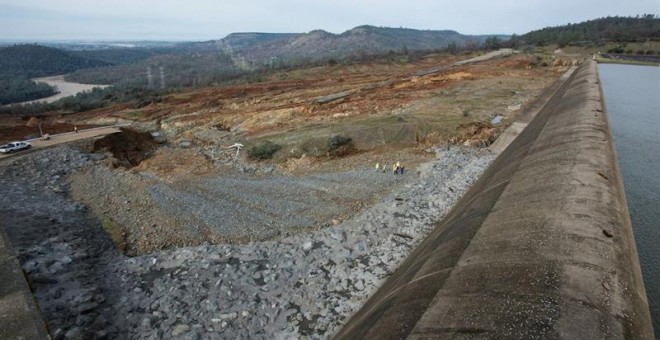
[375,161,405,175]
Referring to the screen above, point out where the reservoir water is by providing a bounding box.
[599,63,660,334]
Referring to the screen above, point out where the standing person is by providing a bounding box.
[375,162,380,172]
[74,126,78,133]
[392,163,398,175]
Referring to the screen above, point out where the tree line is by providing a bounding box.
[0,44,109,105]
[0,77,56,105]
[519,15,660,46]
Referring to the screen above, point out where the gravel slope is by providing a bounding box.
[0,145,494,339]
[70,159,413,254]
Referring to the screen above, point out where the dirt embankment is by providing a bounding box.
[55,52,568,156]
[70,129,432,255]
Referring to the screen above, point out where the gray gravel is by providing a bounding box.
[0,144,494,339]
[69,153,413,254]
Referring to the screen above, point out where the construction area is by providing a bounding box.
[0,49,579,339]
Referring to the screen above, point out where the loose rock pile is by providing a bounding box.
[0,145,494,339]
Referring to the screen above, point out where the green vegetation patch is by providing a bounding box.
[248,140,282,160]
[100,216,127,252]
[0,77,57,105]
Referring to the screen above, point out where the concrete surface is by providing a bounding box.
[489,65,577,153]
[0,225,50,340]
[336,61,654,339]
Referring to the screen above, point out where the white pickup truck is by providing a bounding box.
[0,141,32,154]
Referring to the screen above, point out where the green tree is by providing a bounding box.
[446,42,459,54]
[484,36,501,50]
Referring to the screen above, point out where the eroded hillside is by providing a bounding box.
[69,50,572,155]
[47,50,575,254]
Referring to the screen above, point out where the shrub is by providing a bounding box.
[248,141,281,160]
[300,137,327,156]
[327,134,352,149]
[327,134,354,156]
[101,216,126,252]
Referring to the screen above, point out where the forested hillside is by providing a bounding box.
[0,44,109,78]
[0,44,109,104]
[71,48,170,65]
[66,50,243,88]
[0,78,56,105]
[520,15,660,46]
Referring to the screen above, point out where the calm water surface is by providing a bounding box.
[599,63,660,334]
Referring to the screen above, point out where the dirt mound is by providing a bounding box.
[454,122,500,148]
[134,147,214,179]
[94,129,159,168]
[25,116,41,127]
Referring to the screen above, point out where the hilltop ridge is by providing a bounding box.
[207,25,504,64]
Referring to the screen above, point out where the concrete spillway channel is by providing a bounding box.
[336,61,654,339]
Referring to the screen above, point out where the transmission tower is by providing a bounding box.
[146,66,154,88]
[159,66,166,89]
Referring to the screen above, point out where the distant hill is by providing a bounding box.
[215,32,298,52]
[203,26,505,66]
[521,15,660,46]
[72,48,172,65]
[65,25,505,87]
[0,44,109,78]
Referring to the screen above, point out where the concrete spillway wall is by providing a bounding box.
[0,225,49,339]
[336,61,654,339]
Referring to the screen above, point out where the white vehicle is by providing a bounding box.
[0,141,32,154]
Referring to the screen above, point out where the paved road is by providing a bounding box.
[413,48,515,77]
[453,48,514,66]
[0,127,121,161]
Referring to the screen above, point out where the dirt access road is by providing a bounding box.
[20,75,110,105]
[0,126,121,161]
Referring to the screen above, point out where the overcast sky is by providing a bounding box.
[1,0,658,41]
